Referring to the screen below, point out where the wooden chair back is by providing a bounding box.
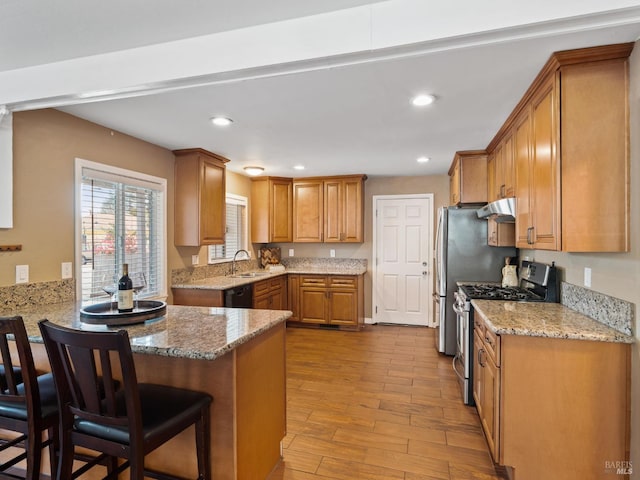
[0,316,39,414]
[38,320,143,446]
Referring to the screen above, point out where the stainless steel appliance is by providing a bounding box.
[453,260,559,405]
[434,206,516,356]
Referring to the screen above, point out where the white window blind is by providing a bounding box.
[209,194,247,262]
[77,160,166,304]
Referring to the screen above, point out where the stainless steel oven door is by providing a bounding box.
[452,292,472,404]
[433,293,446,353]
[452,295,469,377]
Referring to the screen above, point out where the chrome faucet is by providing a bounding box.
[231,249,250,276]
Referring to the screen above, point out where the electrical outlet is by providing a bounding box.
[330,249,336,258]
[584,267,592,288]
[192,254,200,265]
[61,262,73,279]
[16,265,29,284]
[289,248,294,257]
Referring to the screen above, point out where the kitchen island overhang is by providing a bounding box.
[1,303,290,480]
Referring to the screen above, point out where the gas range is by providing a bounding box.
[458,260,559,304]
[459,284,544,302]
[453,261,559,406]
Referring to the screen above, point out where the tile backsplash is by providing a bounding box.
[561,282,634,336]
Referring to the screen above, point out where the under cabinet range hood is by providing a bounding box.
[477,197,516,223]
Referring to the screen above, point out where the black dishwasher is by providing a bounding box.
[224,284,253,308]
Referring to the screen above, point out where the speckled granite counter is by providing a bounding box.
[0,301,290,360]
[172,266,366,291]
[172,271,288,290]
[471,299,634,343]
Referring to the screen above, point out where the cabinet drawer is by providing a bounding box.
[300,275,328,287]
[483,327,501,367]
[328,276,357,289]
[254,276,285,296]
[253,279,271,296]
[266,276,285,291]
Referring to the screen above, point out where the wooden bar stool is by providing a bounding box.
[39,319,212,480]
[0,315,59,479]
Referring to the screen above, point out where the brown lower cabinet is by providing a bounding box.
[172,274,363,331]
[287,274,363,330]
[473,315,630,480]
[253,276,287,309]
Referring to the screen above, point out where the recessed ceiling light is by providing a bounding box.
[293,165,305,171]
[244,166,264,176]
[412,94,436,107]
[210,116,233,127]
[417,156,430,163]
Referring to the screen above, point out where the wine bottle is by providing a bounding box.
[117,263,134,312]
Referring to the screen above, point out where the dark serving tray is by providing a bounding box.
[80,300,167,326]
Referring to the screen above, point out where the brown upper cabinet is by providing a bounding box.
[173,148,228,247]
[487,42,632,252]
[293,179,324,242]
[515,76,561,250]
[488,134,515,202]
[560,54,630,252]
[251,177,293,243]
[323,176,366,243]
[448,151,488,205]
[293,175,367,243]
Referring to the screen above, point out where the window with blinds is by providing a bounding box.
[76,159,166,304]
[208,194,248,262]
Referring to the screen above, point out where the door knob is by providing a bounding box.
[422,262,427,266]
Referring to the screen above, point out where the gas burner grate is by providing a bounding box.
[460,284,544,302]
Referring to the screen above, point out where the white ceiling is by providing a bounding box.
[3,1,640,178]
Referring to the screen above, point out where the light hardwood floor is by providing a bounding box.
[268,324,508,480]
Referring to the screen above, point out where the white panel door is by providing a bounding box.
[372,195,433,326]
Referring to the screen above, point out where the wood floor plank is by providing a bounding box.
[315,456,406,479]
[373,420,447,445]
[270,325,507,480]
[332,426,408,453]
[363,446,450,479]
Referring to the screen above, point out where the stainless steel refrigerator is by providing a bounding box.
[433,206,516,355]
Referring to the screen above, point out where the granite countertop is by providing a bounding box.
[1,302,291,360]
[172,266,366,290]
[471,299,634,344]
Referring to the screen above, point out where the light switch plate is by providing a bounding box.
[330,249,336,258]
[61,262,73,279]
[289,249,294,257]
[584,267,592,288]
[16,265,29,284]
[192,254,199,265]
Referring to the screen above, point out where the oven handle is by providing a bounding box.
[453,302,466,315]
[452,354,465,382]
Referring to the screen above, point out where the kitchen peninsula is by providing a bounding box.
[0,302,290,480]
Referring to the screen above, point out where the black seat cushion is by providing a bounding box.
[0,373,58,421]
[75,384,212,445]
